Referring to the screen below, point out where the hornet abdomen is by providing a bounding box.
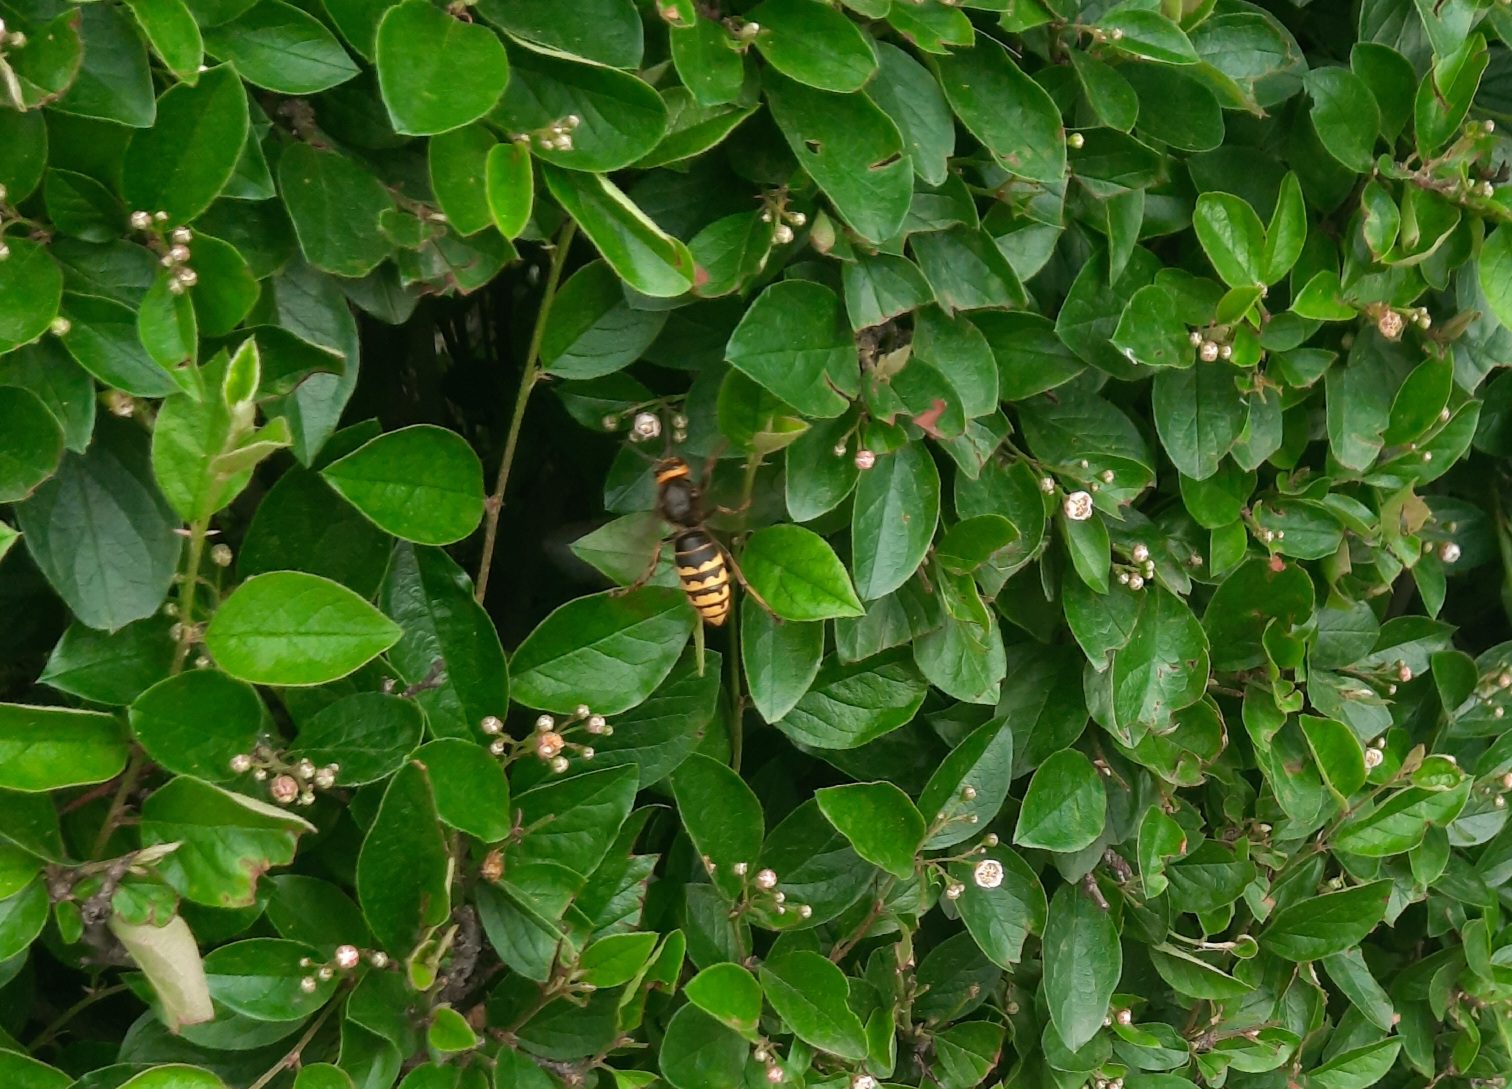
[674,529,731,626]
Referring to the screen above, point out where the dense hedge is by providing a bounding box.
[1,0,1512,1088]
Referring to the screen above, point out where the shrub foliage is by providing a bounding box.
[1,0,1512,1088]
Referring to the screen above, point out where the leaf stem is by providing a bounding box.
[171,517,210,673]
[26,983,130,1051]
[246,995,344,1089]
[476,220,578,603]
[90,751,145,860]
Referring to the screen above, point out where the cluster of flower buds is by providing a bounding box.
[1470,667,1512,723]
[482,706,610,771]
[298,943,389,992]
[1188,329,1233,362]
[751,1044,787,1084]
[129,212,198,294]
[725,861,812,920]
[759,202,807,246]
[935,830,1002,900]
[519,114,579,153]
[618,409,687,445]
[1115,541,1156,591]
[229,744,340,806]
[1364,735,1387,770]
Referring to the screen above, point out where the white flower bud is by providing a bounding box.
[973,859,1004,889]
[1439,541,1461,564]
[314,769,335,789]
[1128,574,1145,591]
[335,945,361,970]
[732,862,748,876]
[1116,1008,1133,1026]
[1188,330,1203,346]
[535,714,555,732]
[1364,747,1384,769]
[481,715,504,735]
[49,316,71,336]
[130,210,152,230]
[602,415,619,431]
[176,267,197,287]
[489,738,507,755]
[798,904,812,918]
[209,543,232,567]
[961,784,977,800]
[1039,475,1056,494]
[1131,543,1149,563]
[944,882,964,900]
[1377,310,1405,340]
[317,965,334,981]
[854,449,876,470]
[270,774,300,804]
[168,244,191,264]
[852,1076,877,1089]
[1063,490,1094,521]
[755,868,778,889]
[300,976,318,993]
[774,223,794,244]
[586,714,607,734]
[229,754,253,774]
[1218,344,1233,360]
[536,731,565,759]
[1067,132,1085,149]
[550,755,570,773]
[1100,469,1115,483]
[1397,662,1413,683]
[1199,340,1220,362]
[632,412,661,440]
[369,951,389,968]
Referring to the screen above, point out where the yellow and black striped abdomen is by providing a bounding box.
[674,530,731,626]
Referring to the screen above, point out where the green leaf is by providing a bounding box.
[851,442,940,600]
[768,71,907,245]
[0,240,63,355]
[542,166,695,298]
[122,66,249,225]
[240,469,391,597]
[204,571,402,686]
[60,295,184,397]
[486,141,534,240]
[376,0,508,134]
[495,47,667,172]
[1111,588,1210,735]
[740,524,863,622]
[379,544,509,741]
[577,931,656,988]
[775,651,928,750]
[868,42,954,185]
[118,1065,227,1089]
[1042,884,1122,1050]
[1100,7,1197,64]
[1261,172,1306,283]
[510,588,695,715]
[937,38,1065,183]
[1302,67,1378,173]
[1152,363,1247,481]
[1332,783,1471,857]
[1300,716,1366,798]
[590,647,721,788]
[0,1050,73,1089]
[203,0,357,93]
[1014,749,1106,853]
[1262,881,1390,960]
[39,618,175,706]
[672,753,764,900]
[815,781,924,878]
[726,279,853,418]
[759,950,868,1060]
[741,600,823,724]
[429,1006,477,1053]
[542,261,668,381]
[0,703,125,792]
[951,850,1045,968]
[140,777,313,907]
[16,417,180,632]
[477,0,642,68]
[1320,948,1396,1031]
[123,0,203,82]
[321,425,484,546]
[428,123,495,237]
[0,386,64,502]
[357,761,450,954]
[1414,34,1487,157]
[287,692,423,785]
[1478,225,1512,331]
[1308,1040,1401,1089]
[414,739,511,842]
[130,671,264,781]
[749,0,876,92]
[1193,192,1265,288]
[918,716,1014,848]
[508,764,636,878]
[659,1005,747,1089]
[278,142,395,277]
[686,962,762,1039]
[203,938,338,1020]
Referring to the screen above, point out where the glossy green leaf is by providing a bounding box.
[321,425,484,545]
[816,781,923,878]
[1262,882,1390,960]
[851,442,940,600]
[375,0,508,135]
[356,761,450,953]
[1042,884,1122,1050]
[1014,749,1106,853]
[760,950,868,1060]
[122,66,249,225]
[204,0,357,93]
[204,572,402,686]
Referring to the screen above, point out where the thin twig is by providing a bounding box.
[246,997,343,1089]
[26,983,130,1051]
[475,221,578,602]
